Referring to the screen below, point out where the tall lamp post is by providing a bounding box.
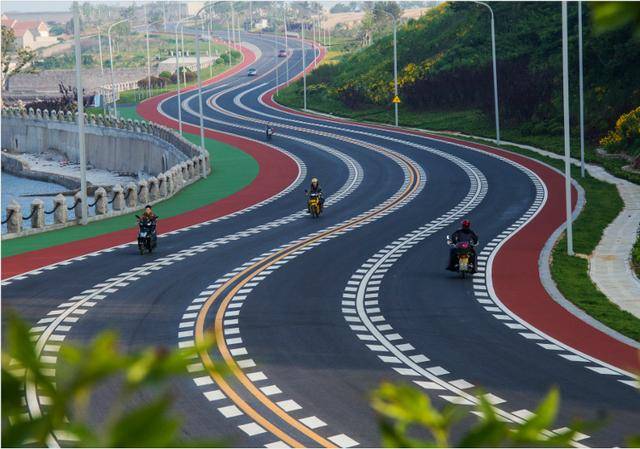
[561,1,574,255]
[578,0,585,177]
[283,2,289,83]
[175,16,193,135]
[301,18,307,110]
[378,9,399,127]
[73,1,88,224]
[144,3,152,98]
[475,1,500,145]
[107,18,129,118]
[97,27,104,75]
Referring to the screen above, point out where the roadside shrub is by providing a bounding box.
[137,75,167,89]
[170,68,196,84]
[600,106,640,157]
[159,70,172,79]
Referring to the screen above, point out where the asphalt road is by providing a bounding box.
[3,31,638,448]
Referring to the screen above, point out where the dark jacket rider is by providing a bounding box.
[306,177,324,212]
[447,219,478,272]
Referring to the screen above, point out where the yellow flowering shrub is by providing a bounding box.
[600,106,640,156]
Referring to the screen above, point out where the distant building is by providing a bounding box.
[1,17,57,50]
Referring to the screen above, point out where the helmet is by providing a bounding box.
[311,177,318,184]
[462,219,471,229]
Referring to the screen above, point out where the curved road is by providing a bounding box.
[3,32,639,448]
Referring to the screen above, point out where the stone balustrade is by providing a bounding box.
[2,106,211,238]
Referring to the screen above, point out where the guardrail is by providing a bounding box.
[1,106,211,238]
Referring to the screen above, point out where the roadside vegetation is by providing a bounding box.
[279,2,640,183]
[276,2,640,342]
[5,314,633,448]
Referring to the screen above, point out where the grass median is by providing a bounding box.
[1,105,258,258]
[274,93,640,343]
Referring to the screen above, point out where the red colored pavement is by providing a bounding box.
[264,59,640,374]
[2,44,299,279]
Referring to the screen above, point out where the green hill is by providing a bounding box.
[279,2,640,159]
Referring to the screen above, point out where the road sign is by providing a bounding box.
[392,95,401,104]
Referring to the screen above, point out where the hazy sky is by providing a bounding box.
[1,1,136,13]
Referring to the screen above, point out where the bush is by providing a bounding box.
[170,67,196,84]
[600,106,640,158]
[137,75,168,89]
[159,70,172,79]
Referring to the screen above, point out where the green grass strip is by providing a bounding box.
[2,106,258,258]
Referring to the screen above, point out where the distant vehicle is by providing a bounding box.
[247,68,257,76]
[278,49,287,58]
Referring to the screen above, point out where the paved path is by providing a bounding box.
[441,133,640,319]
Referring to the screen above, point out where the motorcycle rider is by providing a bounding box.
[305,177,324,213]
[137,205,158,247]
[266,123,274,140]
[447,219,478,272]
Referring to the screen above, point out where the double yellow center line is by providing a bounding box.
[195,151,421,447]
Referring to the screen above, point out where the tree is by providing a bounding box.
[1,26,36,91]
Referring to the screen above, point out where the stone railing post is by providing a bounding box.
[187,160,194,179]
[125,182,138,208]
[138,180,149,205]
[111,184,125,211]
[53,194,67,224]
[148,177,159,201]
[166,171,175,195]
[5,202,22,234]
[157,174,167,197]
[30,199,44,229]
[94,187,108,215]
[73,192,84,222]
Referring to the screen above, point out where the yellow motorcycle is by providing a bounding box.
[308,192,322,218]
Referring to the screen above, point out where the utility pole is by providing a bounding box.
[561,1,574,255]
[97,28,104,75]
[73,1,88,225]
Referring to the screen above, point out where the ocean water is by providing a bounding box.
[1,172,81,233]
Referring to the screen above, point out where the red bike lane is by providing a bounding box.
[263,68,640,374]
[2,44,299,279]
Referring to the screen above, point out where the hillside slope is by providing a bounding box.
[286,1,640,154]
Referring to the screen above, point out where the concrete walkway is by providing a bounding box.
[441,132,640,318]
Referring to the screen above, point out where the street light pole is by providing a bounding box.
[578,0,585,177]
[73,1,88,225]
[107,18,129,118]
[379,10,399,127]
[561,1,574,256]
[476,2,500,145]
[275,13,280,96]
[97,28,104,75]
[175,17,192,135]
[302,19,307,110]
[195,29,207,178]
[144,2,151,98]
[283,3,289,83]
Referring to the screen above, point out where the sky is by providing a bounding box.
[1,1,136,13]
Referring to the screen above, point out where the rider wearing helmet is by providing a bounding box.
[266,123,274,139]
[306,177,324,213]
[447,219,478,272]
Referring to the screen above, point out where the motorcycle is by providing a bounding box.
[136,215,157,255]
[307,192,322,218]
[447,235,476,278]
[266,127,274,141]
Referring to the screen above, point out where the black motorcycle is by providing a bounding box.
[136,216,157,255]
[266,126,274,141]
